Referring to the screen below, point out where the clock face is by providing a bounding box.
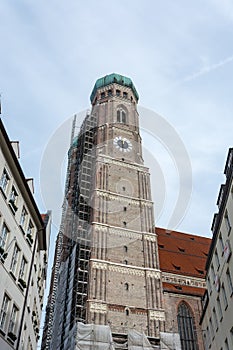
[114,136,132,152]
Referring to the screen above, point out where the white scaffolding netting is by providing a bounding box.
[128,330,154,350]
[76,322,115,350]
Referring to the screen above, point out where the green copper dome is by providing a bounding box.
[90,73,139,103]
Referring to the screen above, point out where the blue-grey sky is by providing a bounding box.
[1,0,233,236]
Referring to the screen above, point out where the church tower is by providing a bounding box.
[43,74,165,349]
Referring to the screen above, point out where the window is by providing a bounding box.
[123,92,128,98]
[219,233,224,253]
[0,294,10,330]
[116,89,121,96]
[226,269,233,296]
[10,244,20,275]
[215,249,220,270]
[213,307,218,331]
[8,304,18,334]
[123,245,128,253]
[0,223,9,249]
[177,302,199,350]
[9,186,18,212]
[222,284,228,309]
[20,207,27,227]
[207,277,212,294]
[123,206,127,212]
[123,221,127,227]
[230,327,233,347]
[225,338,229,350]
[117,108,127,123]
[27,220,33,235]
[124,260,128,265]
[19,256,27,280]
[108,89,112,96]
[124,283,129,290]
[100,92,105,99]
[224,211,231,234]
[0,169,9,193]
[210,264,215,282]
[209,317,214,340]
[125,308,129,316]
[217,297,223,320]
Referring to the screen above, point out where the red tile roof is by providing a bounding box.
[156,227,211,279]
[163,282,206,297]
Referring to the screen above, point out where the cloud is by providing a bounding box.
[180,54,233,84]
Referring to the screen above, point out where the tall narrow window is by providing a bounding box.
[210,264,215,283]
[9,186,18,213]
[222,284,228,309]
[209,317,214,340]
[230,327,233,347]
[213,307,218,331]
[0,223,9,249]
[19,256,27,280]
[217,297,223,320]
[27,220,34,236]
[215,249,220,270]
[20,207,27,228]
[117,108,127,123]
[0,294,10,330]
[8,304,18,334]
[0,169,9,193]
[225,211,231,234]
[225,338,229,350]
[219,233,224,253]
[226,269,233,296]
[10,244,20,275]
[177,302,199,350]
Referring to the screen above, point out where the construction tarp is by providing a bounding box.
[128,330,154,350]
[160,332,181,350]
[76,322,115,350]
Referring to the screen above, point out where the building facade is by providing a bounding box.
[42,74,211,350]
[0,119,51,350]
[201,148,233,350]
[157,227,211,350]
[42,74,166,349]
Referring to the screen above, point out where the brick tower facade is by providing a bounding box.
[42,74,165,349]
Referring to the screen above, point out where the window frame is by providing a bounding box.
[0,168,10,194]
[10,244,20,275]
[0,223,9,249]
[177,302,199,350]
[0,293,10,331]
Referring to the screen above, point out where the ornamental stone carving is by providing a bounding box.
[146,270,160,279]
[149,309,165,321]
[144,234,157,242]
[89,302,107,313]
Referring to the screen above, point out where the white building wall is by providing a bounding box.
[202,149,233,349]
[0,120,51,350]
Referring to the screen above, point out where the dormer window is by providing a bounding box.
[116,89,121,96]
[101,92,105,99]
[173,264,181,271]
[123,92,128,99]
[108,89,112,96]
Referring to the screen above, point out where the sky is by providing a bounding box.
[1,0,233,339]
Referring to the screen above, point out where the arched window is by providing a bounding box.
[117,108,127,123]
[177,302,199,350]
